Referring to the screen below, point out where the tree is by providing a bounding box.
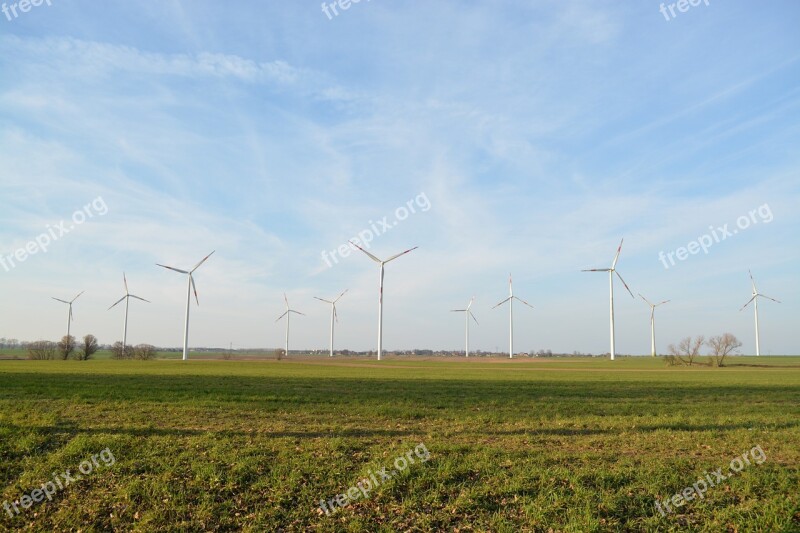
[275,348,286,361]
[76,334,99,361]
[133,344,156,360]
[668,336,705,366]
[57,335,76,360]
[27,341,56,360]
[110,341,132,360]
[708,333,742,367]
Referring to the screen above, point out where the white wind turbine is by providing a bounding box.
[492,275,533,359]
[350,241,418,361]
[276,293,305,357]
[51,291,84,341]
[108,273,150,353]
[638,294,669,357]
[582,239,634,361]
[314,289,347,357]
[739,270,781,357]
[451,297,478,358]
[156,251,214,361]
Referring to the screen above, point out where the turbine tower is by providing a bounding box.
[350,241,418,361]
[157,251,214,361]
[51,291,84,341]
[108,273,150,353]
[638,294,669,357]
[451,297,478,357]
[582,239,634,361]
[276,293,304,357]
[314,289,347,357]
[492,275,533,359]
[739,270,780,356]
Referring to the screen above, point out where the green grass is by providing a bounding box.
[0,357,798,531]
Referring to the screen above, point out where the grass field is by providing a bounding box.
[0,357,798,531]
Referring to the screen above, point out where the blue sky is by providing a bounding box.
[1,0,798,355]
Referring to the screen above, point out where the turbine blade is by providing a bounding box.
[514,296,534,309]
[451,309,467,312]
[276,311,289,322]
[52,297,70,304]
[739,295,756,311]
[349,241,382,263]
[611,238,623,269]
[492,296,511,309]
[657,300,671,306]
[71,291,84,303]
[748,269,757,291]
[157,264,189,274]
[191,250,215,272]
[108,295,127,310]
[314,297,332,304]
[69,306,74,322]
[615,271,635,298]
[333,304,338,322]
[191,275,199,305]
[467,296,475,310]
[123,272,129,294]
[334,289,348,302]
[385,246,419,263]
[582,268,611,272]
[759,294,781,304]
[638,293,653,307]
[283,293,289,309]
[290,310,305,316]
[129,295,151,303]
[469,310,479,325]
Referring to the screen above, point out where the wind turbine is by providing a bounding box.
[51,291,84,341]
[739,270,780,356]
[108,273,150,353]
[582,239,634,361]
[156,251,214,361]
[638,294,669,357]
[350,241,418,361]
[451,297,478,357]
[492,275,533,359]
[276,293,305,357]
[314,289,347,357]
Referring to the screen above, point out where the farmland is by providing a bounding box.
[0,357,798,531]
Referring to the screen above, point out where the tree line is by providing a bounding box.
[25,335,156,361]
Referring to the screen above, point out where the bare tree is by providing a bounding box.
[708,333,742,367]
[668,336,705,366]
[75,334,99,361]
[57,335,76,360]
[110,341,132,360]
[133,344,156,360]
[27,341,57,360]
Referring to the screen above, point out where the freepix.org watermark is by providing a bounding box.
[655,445,766,517]
[2,0,53,22]
[318,442,430,516]
[3,447,116,518]
[320,192,431,268]
[659,0,710,22]
[0,196,108,274]
[658,203,773,270]
[321,0,370,20]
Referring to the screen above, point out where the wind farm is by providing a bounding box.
[1,2,798,531]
